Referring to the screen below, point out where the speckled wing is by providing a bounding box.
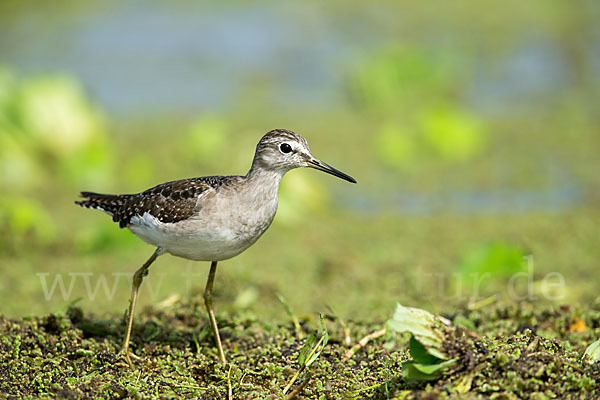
[114,179,216,228]
[76,177,220,228]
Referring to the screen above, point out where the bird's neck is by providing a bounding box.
[244,165,285,197]
[238,166,284,224]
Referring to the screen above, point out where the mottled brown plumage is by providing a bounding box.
[76,176,238,228]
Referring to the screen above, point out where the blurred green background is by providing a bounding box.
[1,0,599,321]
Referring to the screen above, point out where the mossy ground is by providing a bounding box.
[1,300,599,399]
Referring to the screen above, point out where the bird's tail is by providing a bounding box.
[75,192,133,216]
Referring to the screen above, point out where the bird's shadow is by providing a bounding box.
[66,305,217,355]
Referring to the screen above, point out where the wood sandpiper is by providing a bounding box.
[75,128,356,367]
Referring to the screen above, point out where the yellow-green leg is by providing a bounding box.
[204,261,227,364]
[121,248,161,368]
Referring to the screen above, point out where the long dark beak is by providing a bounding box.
[307,159,357,183]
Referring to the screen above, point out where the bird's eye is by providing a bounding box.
[279,143,292,154]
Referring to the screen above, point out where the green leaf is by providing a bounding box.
[453,242,525,295]
[421,106,486,162]
[412,358,457,374]
[349,46,461,111]
[458,243,525,278]
[374,122,416,170]
[409,336,441,365]
[386,303,447,360]
[297,314,329,369]
[15,75,107,157]
[388,304,461,382]
[584,338,600,363]
[305,314,329,367]
[403,358,457,381]
[298,331,317,367]
[0,196,56,243]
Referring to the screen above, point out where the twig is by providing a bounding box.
[343,328,386,361]
[283,366,305,394]
[284,373,311,400]
[467,294,499,310]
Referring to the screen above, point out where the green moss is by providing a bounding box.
[0,301,599,398]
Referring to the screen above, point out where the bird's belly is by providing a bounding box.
[165,231,255,261]
[128,212,272,261]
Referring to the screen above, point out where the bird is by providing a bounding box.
[75,128,356,368]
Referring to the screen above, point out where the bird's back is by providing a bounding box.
[76,176,238,228]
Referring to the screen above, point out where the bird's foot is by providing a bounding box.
[119,348,142,369]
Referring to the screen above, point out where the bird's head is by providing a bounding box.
[252,129,356,183]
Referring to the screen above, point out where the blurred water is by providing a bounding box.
[467,39,572,115]
[0,1,359,115]
[2,1,597,116]
[342,183,581,215]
